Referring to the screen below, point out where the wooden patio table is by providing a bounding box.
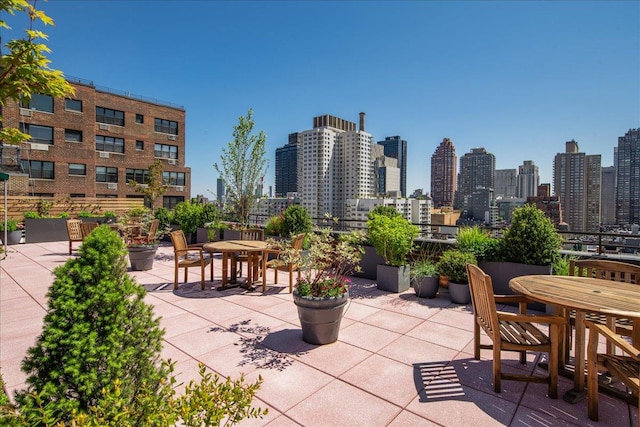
[509,274,640,404]
[203,240,268,290]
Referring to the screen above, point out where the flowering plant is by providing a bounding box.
[284,215,365,298]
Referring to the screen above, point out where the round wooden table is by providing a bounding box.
[509,274,640,402]
[202,240,268,290]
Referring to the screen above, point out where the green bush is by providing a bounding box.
[367,205,401,220]
[153,206,174,229]
[411,258,439,280]
[436,250,477,283]
[173,201,204,236]
[456,226,498,260]
[23,211,40,219]
[501,204,562,266]
[264,214,284,236]
[0,219,19,232]
[367,213,419,267]
[281,205,312,237]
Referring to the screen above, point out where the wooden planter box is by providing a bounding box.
[25,218,69,243]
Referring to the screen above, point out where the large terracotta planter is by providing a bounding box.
[376,264,411,293]
[127,245,158,271]
[293,289,349,345]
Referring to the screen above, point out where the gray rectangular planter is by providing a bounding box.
[222,229,242,241]
[376,264,411,293]
[353,245,385,279]
[25,218,69,243]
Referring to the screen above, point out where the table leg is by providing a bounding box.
[221,252,228,286]
[633,319,640,348]
[563,310,587,403]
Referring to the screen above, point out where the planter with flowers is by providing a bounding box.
[286,218,364,345]
[1,219,23,245]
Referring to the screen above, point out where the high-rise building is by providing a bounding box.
[371,144,400,197]
[526,183,563,226]
[616,128,640,226]
[0,77,189,209]
[430,138,457,208]
[275,132,300,197]
[494,169,517,198]
[456,147,495,210]
[298,113,374,219]
[553,139,601,232]
[216,178,225,202]
[377,136,407,197]
[601,166,616,225]
[517,160,540,199]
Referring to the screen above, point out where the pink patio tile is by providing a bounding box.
[340,354,420,407]
[380,295,448,319]
[160,342,192,365]
[342,300,380,321]
[235,397,285,427]
[215,312,289,336]
[198,341,263,379]
[339,321,402,353]
[427,306,476,332]
[225,293,291,312]
[247,361,334,413]
[405,376,518,426]
[190,300,256,324]
[285,379,401,426]
[0,317,43,341]
[291,340,372,377]
[377,335,460,367]
[388,410,441,426]
[360,309,425,334]
[166,325,240,357]
[406,321,474,352]
[260,299,302,325]
[0,296,46,323]
[1,354,30,389]
[160,313,219,339]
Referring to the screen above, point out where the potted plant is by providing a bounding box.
[198,203,226,243]
[23,209,70,243]
[478,204,562,310]
[436,249,477,304]
[1,219,23,245]
[264,214,284,238]
[410,257,439,298]
[120,209,167,271]
[285,219,364,345]
[173,200,204,244]
[366,212,419,293]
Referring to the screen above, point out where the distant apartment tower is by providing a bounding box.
[494,169,517,198]
[430,138,457,207]
[526,183,563,226]
[601,166,616,225]
[275,132,300,197]
[553,139,601,232]
[455,147,495,209]
[216,178,225,202]
[377,136,407,197]
[517,160,540,199]
[298,113,374,219]
[616,128,640,225]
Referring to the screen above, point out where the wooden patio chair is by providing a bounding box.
[237,228,264,278]
[144,219,160,243]
[66,219,83,255]
[466,263,566,398]
[80,222,99,238]
[169,230,213,290]
[262,233,305,293]
[585,320,639,423]
[567,259,640,355]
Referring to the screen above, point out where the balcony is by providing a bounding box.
[1,241,636,426]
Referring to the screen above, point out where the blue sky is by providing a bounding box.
[6,1,639,199]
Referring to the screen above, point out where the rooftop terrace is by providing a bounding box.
[1,242,637,426]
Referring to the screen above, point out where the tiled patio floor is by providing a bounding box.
[1,241,637,426]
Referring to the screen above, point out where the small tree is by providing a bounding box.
[214,109,267,225]
[0,0,74,144]
[127,159,168,209]
[281,205,312,237]
[16,226,166,421]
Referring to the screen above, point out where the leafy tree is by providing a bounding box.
[367,205,401,220]
[281,204,312,237]
[214,109,267,225]
[127,159,168,209]
[15,226,166,422]
[0,0,74,144]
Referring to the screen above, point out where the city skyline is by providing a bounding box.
[6,1,638,198]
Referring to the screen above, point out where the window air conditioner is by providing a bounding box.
[107,183,117,190]
[99,123,109,131]
[20,108,33,117]
[175,186,184,192]
[99,151,110,158]
[167,135,177,141]
[30,143,49,151]
[167,159,176,165]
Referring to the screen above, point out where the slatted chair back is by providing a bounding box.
[80,222,99,238]
[570,259,640,284]
[170,229,188,254]
[66,219,84,255]
[146,219,160,243]
[240,228,264,241]
[467,263,499,343]
[291,233,305,250]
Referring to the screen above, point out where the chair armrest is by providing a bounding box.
[586,320,640,359]
[498,312,567,325]
[175,248,204,256]
[494,295,532,304]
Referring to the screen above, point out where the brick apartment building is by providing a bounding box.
[0,77,190,209]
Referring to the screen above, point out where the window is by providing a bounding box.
[154,118,178,135]
[154,143,178,159]
[96,194,117,198]
[135,140,144,150]
[70,194,85,198]
[96,135,124,153]
[96,107,125,126]
[21,94,53,113]
[135,114,144,124]
[20,160,54,179]
[163,196,184,209]
[96,166,118,183]
[69,163,86,176]
[65,98,83,112]
[126,168,148,184]
[163,171,185,186]
[20,123,53,145]
[65,129,83,142]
